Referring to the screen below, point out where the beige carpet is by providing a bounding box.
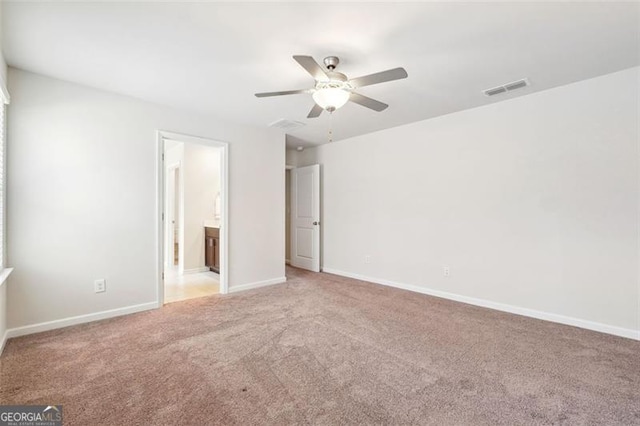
[1,267,639,425]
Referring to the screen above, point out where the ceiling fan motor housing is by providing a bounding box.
[323,56,340,70]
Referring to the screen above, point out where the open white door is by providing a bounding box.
[291,164,320,272]
[165,166,180,268]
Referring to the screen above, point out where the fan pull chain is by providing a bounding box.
[328,110,334,143]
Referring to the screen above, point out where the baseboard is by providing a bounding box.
[0,329,8,356]
[182,267,210,275]
[322,268,640,341]
[228,276,287,294]
[5,302,158,340]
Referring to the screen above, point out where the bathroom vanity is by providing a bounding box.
[204,226,220,273]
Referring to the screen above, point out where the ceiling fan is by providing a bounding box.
[255,55,408,118]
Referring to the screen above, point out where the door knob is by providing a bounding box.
[313,221,319,225]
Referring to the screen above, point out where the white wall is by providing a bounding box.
[0,1,7,86]
[183,143,220,271]
[0,1,8,351]
[299,67,640,338]
[7,68,285,330]
[285,149,298,263]
[285,149,298,168]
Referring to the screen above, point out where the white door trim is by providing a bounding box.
[156,130,230,307]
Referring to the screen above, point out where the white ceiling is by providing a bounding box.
[3,1,639,148]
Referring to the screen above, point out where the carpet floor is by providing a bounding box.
[1,267,639,425]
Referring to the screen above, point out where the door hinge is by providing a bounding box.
[162,153,165,161]
[162,272,164,280]
[162,213,164,221]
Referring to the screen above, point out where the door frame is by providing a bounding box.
[165,161,182,273]
[285,165,294,265]
[156,130,229,307]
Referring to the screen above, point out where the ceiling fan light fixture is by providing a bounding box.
[312,88,350,111]
[312,79,351,112]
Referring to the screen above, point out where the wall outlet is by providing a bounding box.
[364,255,371,264]
[94,279,106,293]
[443,266,450,277]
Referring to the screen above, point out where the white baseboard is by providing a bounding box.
[228,276,287,294]
[0,329,8,356]
[322,268,640,341]
[5,302,158,340]
[182,267,210,275]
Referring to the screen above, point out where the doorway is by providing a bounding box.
[157,131,229,306]
[290,164,321,272]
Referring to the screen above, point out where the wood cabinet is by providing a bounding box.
[205,227,220,273]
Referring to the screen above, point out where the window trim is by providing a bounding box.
[0,72,10,282]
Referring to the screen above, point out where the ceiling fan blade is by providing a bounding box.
[349,92,388,112]
[349,67,408,88]
[307,103,323,118]
[255,89,309,98]
[293,55,329,81]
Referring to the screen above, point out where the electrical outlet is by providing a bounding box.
[364,255,371,264]
[443,266,450,277]
[94,279,106,293]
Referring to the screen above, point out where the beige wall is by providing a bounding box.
[299,67,640,338]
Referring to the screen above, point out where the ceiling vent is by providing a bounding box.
[269,119,306,131]
[483,78,530,97]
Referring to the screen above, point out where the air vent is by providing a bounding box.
[483,78,530,97]
[505,80,528,91]
[269,119,306,130]
[485,86,507,96]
